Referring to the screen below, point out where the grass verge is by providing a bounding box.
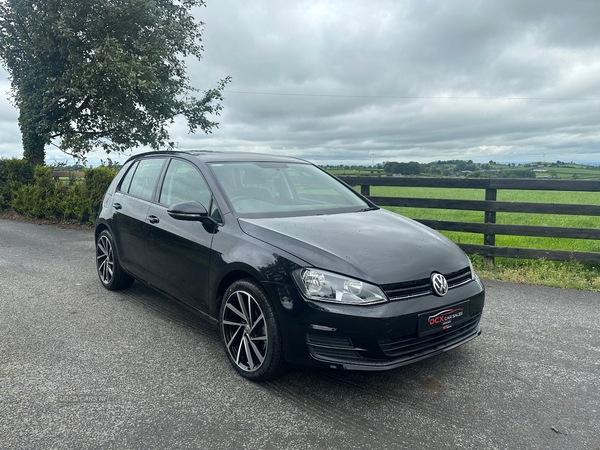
[471,254,600,291]
[0,209,93,230]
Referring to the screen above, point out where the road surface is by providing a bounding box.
[0,218,598,449]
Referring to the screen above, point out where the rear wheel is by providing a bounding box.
[220,279,285,381]
[96,230,134,290]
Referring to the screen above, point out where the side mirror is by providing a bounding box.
[167,201,210,222]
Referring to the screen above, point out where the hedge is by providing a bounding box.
[0,158,118,226]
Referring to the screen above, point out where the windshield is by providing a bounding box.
[208,161,371,218]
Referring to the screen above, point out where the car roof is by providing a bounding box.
[124,150,310,165]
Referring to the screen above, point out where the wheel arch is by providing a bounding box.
[213,266,268,319]
[94,221,110,242]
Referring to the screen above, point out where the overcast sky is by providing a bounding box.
[2,0,600,166]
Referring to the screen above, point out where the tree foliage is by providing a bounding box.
[0,157,34,208]
[383,161,422,175]
[0,0,230,165]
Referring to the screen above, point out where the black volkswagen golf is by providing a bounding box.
[95,151,485,381]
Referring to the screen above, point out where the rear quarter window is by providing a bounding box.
[118,161,138,193]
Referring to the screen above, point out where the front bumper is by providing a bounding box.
[306,314,481,370]
[267,278,485,370]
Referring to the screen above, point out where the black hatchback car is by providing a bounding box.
[95,151,485,381]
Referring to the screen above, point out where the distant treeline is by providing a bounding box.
[324,159,600,179]
[381,160,536,178]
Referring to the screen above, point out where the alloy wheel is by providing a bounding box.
[222,290,269,372]
[96,234,114,285]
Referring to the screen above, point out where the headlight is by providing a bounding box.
[467,256,482,285]
[292,268,388,305]
[468,256,475,280]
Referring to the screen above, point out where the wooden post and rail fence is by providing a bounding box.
[51,171,85,179]
[338,176,600,265]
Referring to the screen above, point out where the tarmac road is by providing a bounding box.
[0,218,599,450]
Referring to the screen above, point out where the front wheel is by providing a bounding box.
[96,229,135,291]
[220,279,285,381]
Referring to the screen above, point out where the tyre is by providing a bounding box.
[220,279,285,381]
[96,229,135,291]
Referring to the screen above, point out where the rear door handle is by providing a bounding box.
[113,203,122,210]
[147,215,160,224]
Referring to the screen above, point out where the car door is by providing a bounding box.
[145,158,216,313]
[111,157,167,278]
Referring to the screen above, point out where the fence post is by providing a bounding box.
[361,185,371,196]
[484,188,497,265]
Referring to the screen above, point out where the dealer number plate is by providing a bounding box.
[418,301,470,336]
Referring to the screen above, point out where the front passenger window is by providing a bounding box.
[159,159,211,207]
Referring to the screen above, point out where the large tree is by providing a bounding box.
[0,0,230,165]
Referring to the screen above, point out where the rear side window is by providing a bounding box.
[126,158,165,201]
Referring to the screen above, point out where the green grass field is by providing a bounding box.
[365,185,600,290]
[539,166,600,179]
[369,186,600,253]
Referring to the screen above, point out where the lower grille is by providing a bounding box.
[306,333,366,363]
[378,313,481,358]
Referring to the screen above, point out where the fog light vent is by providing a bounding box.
[306,333,365,363]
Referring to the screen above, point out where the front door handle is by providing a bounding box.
[147,215,160,224]
[113,203,122,210]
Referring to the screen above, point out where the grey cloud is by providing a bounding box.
[3,0,600,165]
[180,0,600,164]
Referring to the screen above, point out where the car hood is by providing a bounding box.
[238,209,469,285]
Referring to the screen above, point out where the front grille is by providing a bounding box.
[378,312,481,358]
[382,266,472,301]
[446,266,473,287]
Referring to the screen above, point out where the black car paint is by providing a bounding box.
[96,151,485,371]
[238,210,468,284]
[145,200,214,312]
